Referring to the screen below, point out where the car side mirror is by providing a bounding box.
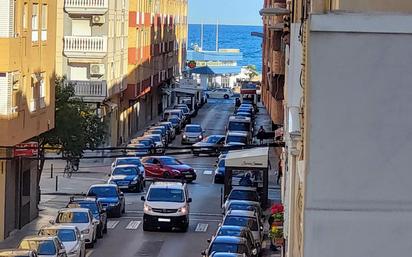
[141,196,145,201]
[107,174,111,177]
[187,198,192,203]
[201,251,206,256]
[111,163,115,168]
[206,238,211,243]
[92,220,99,226]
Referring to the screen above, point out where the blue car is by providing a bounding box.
[214,158,226,184]
[86,184,125,218]
[108,165,144,192]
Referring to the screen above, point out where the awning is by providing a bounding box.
[189,66,242,75]
[226,147,269,169]
[259,7,290,16]
[173,87,198,96]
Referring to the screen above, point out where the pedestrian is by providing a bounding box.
[257,126,265,145]
[277,160,282,185]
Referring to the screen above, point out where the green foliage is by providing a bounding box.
[246,65,259,80]
[38,77,106,162]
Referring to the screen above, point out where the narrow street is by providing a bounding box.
[0,99,279,257]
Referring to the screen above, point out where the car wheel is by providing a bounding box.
[224,94,229,99]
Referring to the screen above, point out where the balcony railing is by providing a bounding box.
[64,0,108,15]
[65,80,107,103]
[64,36,107,59]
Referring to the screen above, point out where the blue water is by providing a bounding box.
[188,24,263,72]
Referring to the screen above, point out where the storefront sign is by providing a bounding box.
[14,142,38,157]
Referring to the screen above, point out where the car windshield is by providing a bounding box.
[209,243,244,254]
[56,211,89,223]
[229,190,259,201]
[186,126,202,133]
[218,229,242,237]
[228,122,250,132]
[19,239,56,255]
[224,216,259,231]
[229,204,257,213]
[161,158,182,165]
[226,135,247,144]
[205,136,221,144]
[236,112,251,117]
[39,229,76,242]
[112,167,138,176]
[72,202,98,215]
[147,188,184,202]
[88,187,118,198]
[116,158,142,166]
[137,140,151,146]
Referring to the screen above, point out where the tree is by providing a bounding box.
[37,77,106,180]
[246,65,259,81]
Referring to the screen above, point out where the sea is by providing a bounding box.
[188,24,263,72]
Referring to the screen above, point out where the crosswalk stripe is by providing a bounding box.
[203,170,213,175]
[107,220,119,229]
[195,223,209,232]
[126,220,141,230]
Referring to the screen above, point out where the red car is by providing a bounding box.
[141,156,197,182]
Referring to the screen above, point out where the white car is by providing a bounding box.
[141,181,192,232]
[54,208,98,248]
[39,225,85,257]
[19,235,67,257]
[206,88,234,99]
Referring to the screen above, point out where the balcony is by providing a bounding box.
[66,80,107,103]
[64,36,108,59]
[64,0,108,15]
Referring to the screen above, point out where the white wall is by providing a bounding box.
[304,13,412,257]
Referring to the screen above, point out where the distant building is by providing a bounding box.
[0,0,56,240]
[261,0,412,257]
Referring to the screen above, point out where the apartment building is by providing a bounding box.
[121,0,188,141]
[0,0,56,240]
[56,0,129,146]
[261,0,412,257]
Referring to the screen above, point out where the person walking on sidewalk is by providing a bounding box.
[257,126,266,145]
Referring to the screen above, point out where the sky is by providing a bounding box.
[188,0,263,26]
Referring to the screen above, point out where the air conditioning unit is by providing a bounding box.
[90,64,105,76]
[92,15,105,24]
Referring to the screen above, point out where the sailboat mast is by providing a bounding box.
[200,22,204,50]
[216,20,219,51]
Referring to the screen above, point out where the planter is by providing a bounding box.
[274,238,284,246]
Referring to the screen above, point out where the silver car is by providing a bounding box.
[38,225,85,257]
[181,124,205,144]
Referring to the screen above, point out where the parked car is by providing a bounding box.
[111,157,145,174]
[192,135,225,156]
[201,236,252,257]
[131,137,155,154]
[225,132,249,147]
[38,225,86,257]
[214,158,226,184]
[167,115,183,134]
[222,210,264,252]
[86,184,126,218]
[210,253,244,257]
[108,165,144,192]
[174,104,192,123]
[181,124,205,144]
[215,226,259,257]
[225,200,264,223]
[157,122,176,140]
[143,134,165,153]
[141,180,192,232]
[0,250,38,257]
[54,208,98,248]
[141,156,197,182]
[126,143,150,156]
[223,187,260,212]
[149,126,169,143]
[206,88,234,99]
[19,236,67,257]
[66,196,108,238]
[163,109,185,125]
[145,129,167,145]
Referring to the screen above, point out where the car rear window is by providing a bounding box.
[88,187,117,198]
[229,190,259,202]
[186,126,202,133]
[39,229,76,242]
[209,243,244,255]
[116,158,142,166]
[223,216,258,231]
[19,240,56,255]
[56,211,89,223]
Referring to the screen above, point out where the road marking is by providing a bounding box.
[126,220,141,230]
[203,170,213,175]
[85,249,94,257]
[195,223,209,232]
[107,220,119,229]
[119,216,221,222]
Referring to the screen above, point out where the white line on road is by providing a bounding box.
[203,170,213,175]
[195,223,209,232]
[107,220,119,229]
[126,220,141,230]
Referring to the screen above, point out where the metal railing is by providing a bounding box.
[64,0,108,14]
[66,80,107,102]
[64,36,107,57]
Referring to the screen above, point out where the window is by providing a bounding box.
[31,3,39,42]
[41,4,47,41]
[39,74,46,108]
[23,3,28,30]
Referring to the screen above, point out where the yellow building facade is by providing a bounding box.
[0,0,56,240]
